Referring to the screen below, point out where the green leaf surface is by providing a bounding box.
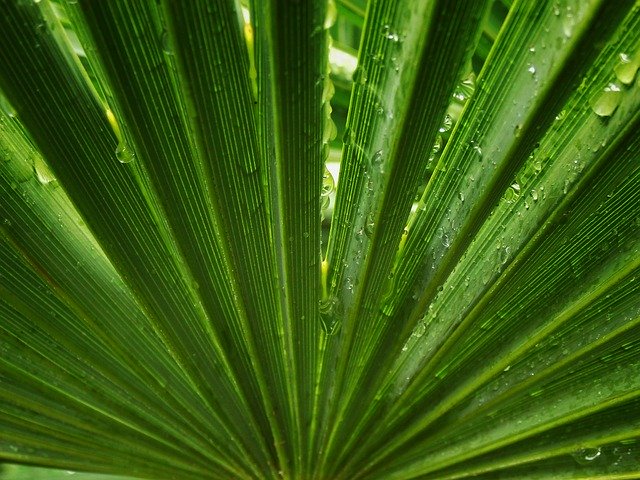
[316,1,492,473]
[250,0,328,473]
[0,464,134,480]
[0,0,639,479]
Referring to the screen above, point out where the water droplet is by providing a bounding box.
[453,90,466,102]
[115,142,135,164]
[533,156,544,172]
[413,322,426,338]
[33,157,56,185]
[571,447,602,465]
[614,51,639,85]
[527,64,536,75]
[370,52,384,63]
[371,150,383,167]
[345,276,354,291]
[529,45,536,53]
[470,141,482,158]
[513,124,522,138]
[441,231,450,248]
[531,189,539,201]
[431,135,442,155]
[364,212,375,238]
[35,20,46,36]
[352,65,367,85]
[453,74,475,102]
[458,192,464,202]
[161,30,173,55]
[499,245,511,264]
[381,24,400,42]
[439,114,452,133]
[319,297,340,335]
[563,9,575,38]
[389,56,400,73]
[324,0,337,29]
[460,73,475,94]
[590,83,621,117]
[505,184,520,203]
[0,96,16,118]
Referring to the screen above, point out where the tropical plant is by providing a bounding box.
[0,0,639,479]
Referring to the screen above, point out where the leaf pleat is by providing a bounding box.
[315,0,492,474]
[250,0,329,474]
[160,0,305,474]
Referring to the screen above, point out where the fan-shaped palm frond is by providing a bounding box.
[0,0,638,479]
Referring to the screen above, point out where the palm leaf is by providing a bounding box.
[0,0,638,479]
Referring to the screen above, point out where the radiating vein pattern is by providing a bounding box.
[0,0,638,479]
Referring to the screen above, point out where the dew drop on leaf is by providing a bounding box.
[614,51,639,85]
[571,447,602,465]
[115,142,135,164]
[319,297,340,335]
[412,321,426,338]
[364,212,375,238]
[380,24,400,43]
[371,150,383,166]
[562,6,575,37]
[441,232,450,248]
[470,141,482,158]
[513,124,522,138]
[590,83,621,117]
[505,184,520,203]
[33,156,56,185]
[0,96,16,118]
[161,30,172,55]
[431,135,442,155]
[438,114,452,133]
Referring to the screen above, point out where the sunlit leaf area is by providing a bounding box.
[0,0,639,478]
